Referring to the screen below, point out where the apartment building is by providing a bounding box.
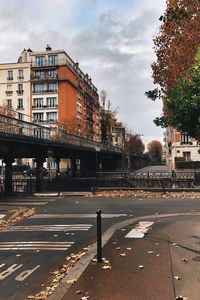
[0,46,101,143]
[18,45,101,142]
[0,61,30,122]
[164,127,200,169]
[112,120,125,149]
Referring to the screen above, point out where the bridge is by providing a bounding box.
[0,112,122,192]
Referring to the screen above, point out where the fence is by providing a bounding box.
[1,170,200,194]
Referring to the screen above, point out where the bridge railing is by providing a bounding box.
[0,113,51,139]
[0,111,122,153]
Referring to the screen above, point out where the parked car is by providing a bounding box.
[23,167,48,177]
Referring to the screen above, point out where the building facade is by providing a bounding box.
[0,62,31,122]
[164,127,200,169]
[0,46,101,142]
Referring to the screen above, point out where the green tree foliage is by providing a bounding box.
[147,140,163,164]
[154,55,200,140]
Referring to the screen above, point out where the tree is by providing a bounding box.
[100,90,118,144]
[152,0,200,90]
[154,55,200,139]
[124,133,145,156]
[147,140,163,165]
[146,0,200,139]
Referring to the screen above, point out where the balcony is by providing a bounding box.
[31,74,58,81]
[5,91,13,96]
[32,89,57,94]
[7,77,13,81]
[18,76,24,80]
[16,90,24,95]
[17,106,24,110]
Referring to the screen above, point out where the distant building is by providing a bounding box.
[164,127,200,169]
[112,120,125,149]
[0,61,31,122]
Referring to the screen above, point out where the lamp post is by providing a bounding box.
[93,147,100,195]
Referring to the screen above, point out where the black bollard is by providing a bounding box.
[96,209,102,262]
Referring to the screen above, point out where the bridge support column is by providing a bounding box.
[4,158,14,193]
[71,158,77,178]
[35,157,45,192]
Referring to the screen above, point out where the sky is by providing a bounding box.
[0,0,167,145]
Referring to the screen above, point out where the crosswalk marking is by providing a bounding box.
[125,221,154,238]
[7,224,92,232]
[0,241,74,251]
[30,213,127,219]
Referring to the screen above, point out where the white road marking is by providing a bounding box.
[30,213,127,219]
[0,241,74,251]
[125,221,154,238]
[15,265,40,281]
[0,214,5,219]
[7,224,92,232]
[0,202,47,206]
[0,264,5,268]
[0,264,23,280]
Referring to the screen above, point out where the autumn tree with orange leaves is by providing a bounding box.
[146,0,200,140]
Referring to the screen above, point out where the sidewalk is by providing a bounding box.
[61,216,199,300]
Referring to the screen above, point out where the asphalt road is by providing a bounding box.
[1,195,200,299]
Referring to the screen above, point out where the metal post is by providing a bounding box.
[96,209,102,262]
[57,172,61,196]
[160,179,166,194]
[29,174,32,194]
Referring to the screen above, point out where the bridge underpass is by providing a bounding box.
[0,113,122,193]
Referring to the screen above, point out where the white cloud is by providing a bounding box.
[0,0,166,144]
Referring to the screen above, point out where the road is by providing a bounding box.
[0,195,200,299]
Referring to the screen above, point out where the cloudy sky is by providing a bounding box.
[0,0,166,145]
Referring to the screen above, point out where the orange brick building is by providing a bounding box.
[19,45,101,142]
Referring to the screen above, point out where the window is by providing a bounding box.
[46,112,57,123]
[48,55,57,66]
[33,98,43,108]
[33,84,44,93]
[18,113,23,121]
[183,151,191,161]
[48,83,57,92]
[33,113,44,123]
[36,56,45,67]
[34,70,45,79]
[181,133,191,144]
[18,98,23,109]
[7,70,13,80]
[7,84,12,91]
[7,99,12,108]
[18,69,24,79]
[47,97,57,107]
[48,69,56,79]
[17,84,23,95]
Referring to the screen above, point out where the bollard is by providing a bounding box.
[160,179,166,195]
[96,209,102,262]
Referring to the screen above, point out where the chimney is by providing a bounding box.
[46,44,52,51]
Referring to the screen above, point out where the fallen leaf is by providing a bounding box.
[102,265,111,270]
[76,290,82,294]
[174,276,182,280]
[81,296,90,300]
[138,265,144,269]
[67,279,77,284]
[126,247,132,251]
[182,258,188,262]
[115,247,121,250]
[120,253,126,257]
[147,251,154,254]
